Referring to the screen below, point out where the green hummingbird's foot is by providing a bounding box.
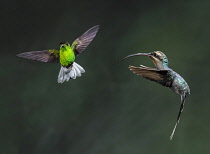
[57,62,85,83]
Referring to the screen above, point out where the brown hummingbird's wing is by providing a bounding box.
[129,65,171,86]
[17,50,60,63]
[72,25,100,56]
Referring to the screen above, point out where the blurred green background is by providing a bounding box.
[1,0,210,153]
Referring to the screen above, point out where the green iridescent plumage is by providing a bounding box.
[17,25,100,83]
[59,43,75,66]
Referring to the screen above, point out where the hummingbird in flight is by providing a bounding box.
[120,51,190,140]
[17,25,100,83]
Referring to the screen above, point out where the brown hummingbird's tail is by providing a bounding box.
[170,94,186,140]
[57,62,85,83]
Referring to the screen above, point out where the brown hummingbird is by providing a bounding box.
[120,51,190,140]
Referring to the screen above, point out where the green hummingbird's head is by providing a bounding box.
[60,42,70,50]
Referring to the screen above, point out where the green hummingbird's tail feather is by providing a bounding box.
[57,62,85,83]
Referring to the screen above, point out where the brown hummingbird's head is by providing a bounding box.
[148,51,169,68]
[120,51,169,69]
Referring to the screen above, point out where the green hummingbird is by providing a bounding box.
[17,25,100,83]
[121,51,190,140]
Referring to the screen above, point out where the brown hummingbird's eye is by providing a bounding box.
[153,52,157,57]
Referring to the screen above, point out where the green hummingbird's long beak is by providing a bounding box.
[120,53,150,62]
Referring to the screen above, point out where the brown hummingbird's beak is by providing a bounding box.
[120,53,150,62]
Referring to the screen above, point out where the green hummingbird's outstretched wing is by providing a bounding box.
[17,50,60,63]
[72,25,100,56]
[129,65,172,87]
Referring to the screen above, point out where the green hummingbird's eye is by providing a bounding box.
[61,44,65,48]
